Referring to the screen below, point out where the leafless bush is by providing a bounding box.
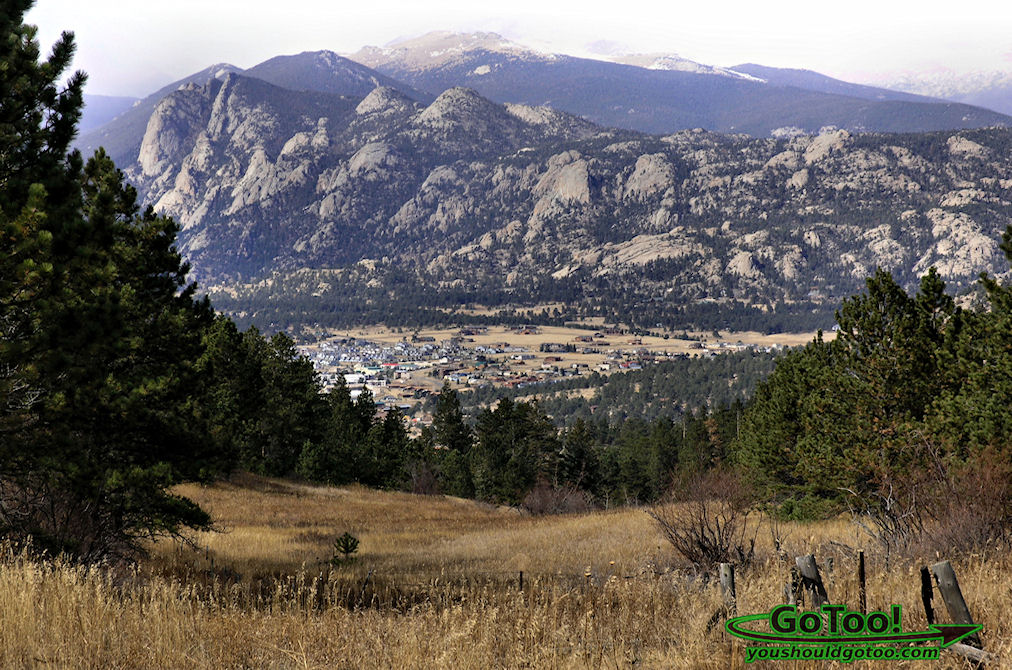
[916,446,1012,555]
[766,503,793,563]
[521,480,595,515]
[648,469,759,570]
[407,461,440,496]
[844,483,926,569]
[847,440,1012,563]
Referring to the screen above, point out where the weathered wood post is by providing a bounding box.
[784,566,801,605]
[931,561,982,649]
[719,562,736,614]
[920,566,935,625]
[719,563,738,669]
[518,570,523,591]
[795,555,829,608]
[857,550,866,615]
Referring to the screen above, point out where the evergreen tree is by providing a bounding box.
[929,227,1012,455]
[241,332,325,476]
[431,382,472,453]
[472,398,559,504]
[557,418,599,492]
[362,407,411,488]
[0,4,233,559]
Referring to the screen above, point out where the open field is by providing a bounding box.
[333,325,831,356]
[1,475,1007,669]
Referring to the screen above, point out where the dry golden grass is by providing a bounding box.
[1,475,1008,669]
[166,474,664,578]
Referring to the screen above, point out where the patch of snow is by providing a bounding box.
[724,69,766,83]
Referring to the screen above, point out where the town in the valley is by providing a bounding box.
[295,323,813,422]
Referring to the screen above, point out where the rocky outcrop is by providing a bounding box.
[356,86,415,116]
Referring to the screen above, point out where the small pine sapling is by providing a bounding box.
[331,532,360,564]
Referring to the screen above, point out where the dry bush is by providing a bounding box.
[844,482,926,569]
[407,461,440,495]
[849,442,1012,564]
[915,446,1012,555]
[522,480,595,515]
[648,469,759,570]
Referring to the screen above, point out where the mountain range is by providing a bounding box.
[347,32,1009,137]
[73,32,1012,331]
[883,69,1012,117]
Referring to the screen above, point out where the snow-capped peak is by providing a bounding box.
[350,31,548,71]
[612,53,765,82]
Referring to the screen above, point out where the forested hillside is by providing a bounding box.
[733,256,1012,530]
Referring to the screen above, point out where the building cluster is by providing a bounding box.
[297,329,778,418]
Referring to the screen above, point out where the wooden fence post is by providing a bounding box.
[719,563,738,669]
[920,566,935,625]
[719,563,736,614]
[795,555,829,608]
[931,561,982,649]
[784,566,801,606]
[857,550,866,615]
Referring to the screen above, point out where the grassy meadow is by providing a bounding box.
[1,473,1009,669]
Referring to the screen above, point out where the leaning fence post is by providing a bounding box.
[931,560,983,649]
[518,570,523,591]
[795,555,829,608]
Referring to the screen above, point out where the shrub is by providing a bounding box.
[521,480,595,515]
[648,469,759,570]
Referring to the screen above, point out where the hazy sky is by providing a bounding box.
[26,0,1012,97]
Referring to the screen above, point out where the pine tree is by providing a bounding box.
[558,418,598,491]
[243,332,325,476]
[472,398,559,504]
[431,382,472,453]
[0,4,218,559]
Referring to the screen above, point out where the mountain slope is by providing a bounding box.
[74,53,430,168]
[80,94,138,133]
[730,64,941,103]
[75,63,243,166]
[129,77,598,279]
[244,50,432,101]
[881,70,1012,117]
[121,76,1012,331]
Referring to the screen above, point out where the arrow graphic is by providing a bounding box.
[726,613,981,649]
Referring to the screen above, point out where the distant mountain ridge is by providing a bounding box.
[243,50,432,101]
[80,94,138,133]
[74,52,427,167]
[346,32,1012,136]
[881,70,1012,117]
[77,32,1012,172]
[728,64,942,104]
